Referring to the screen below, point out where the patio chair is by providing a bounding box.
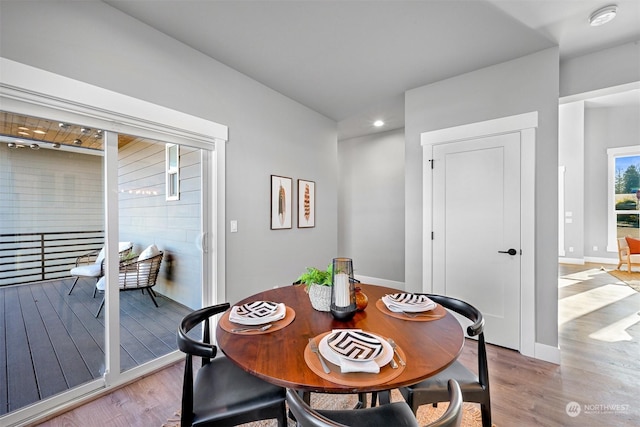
[94,244,163,317]
[68,241,133,295]
[616,237,640,271]
[285,379,463,427]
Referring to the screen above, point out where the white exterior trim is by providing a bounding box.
[421,111,538,360]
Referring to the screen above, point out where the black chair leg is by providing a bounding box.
[95,297,105,317]
[146,287,159,307]
[68,277,80,295]
[481,403,492,427]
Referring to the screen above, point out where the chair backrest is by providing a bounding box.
[618,237,629,257]
[177,303,231,426]
[285,379,463,427]
[285,389,350,427]
[424,294,489,393]
[119,252,163,289]
[427,379,463,427]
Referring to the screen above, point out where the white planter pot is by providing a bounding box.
[308,283,331,311]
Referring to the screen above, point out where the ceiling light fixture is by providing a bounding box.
[80,127,92,135]
[73,139,83,145]
[52,143,61,149]
[58,122,69,129]
[7,143,16,149]
[33,129,46,135]
[373,120,384,127]
[30,143,40,150]
[589,5,617,26]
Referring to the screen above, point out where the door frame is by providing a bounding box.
[0,57,228,424]
[421,111,537,358]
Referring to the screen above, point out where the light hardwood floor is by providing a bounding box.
[35,263,640,426]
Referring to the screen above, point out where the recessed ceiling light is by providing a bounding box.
[73,139,83,145]
[589,5,617,26]
[59,122,70,129]
[18,131,30,136]
[7,143,16,149]
[33,129,46,135]
[373,120,384,127]
[30,143,40,150]
[18,126,29,131]
[52,143,61,149]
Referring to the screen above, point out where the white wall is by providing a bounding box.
[0,0,338,305]
[405,47,560,348]
[338,128,405,282]
[584,103,640,259]
[560,41,640,98]
[558,102,585,260]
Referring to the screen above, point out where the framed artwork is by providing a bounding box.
[271,175,292,229]
[298,179,315,228]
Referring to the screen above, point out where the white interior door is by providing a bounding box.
[433,132,521,349]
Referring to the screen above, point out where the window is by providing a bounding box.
[607,146,640,251]
[166,143,179,200]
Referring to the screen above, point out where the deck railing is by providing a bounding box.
[0,230,104,287]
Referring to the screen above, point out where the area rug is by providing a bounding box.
[163,389,491,426]
[606,268,640,293]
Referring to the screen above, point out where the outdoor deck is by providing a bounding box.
[0,277,192,416]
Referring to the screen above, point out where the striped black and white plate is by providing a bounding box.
[326,330,384,361]
[386,293,431,306]
[235,301,280,319]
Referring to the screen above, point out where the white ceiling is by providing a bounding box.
[103,0,640,140]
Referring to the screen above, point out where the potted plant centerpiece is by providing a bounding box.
[296,263,333,311]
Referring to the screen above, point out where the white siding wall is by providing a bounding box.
[118,139,202,309]
[0,144,103,234]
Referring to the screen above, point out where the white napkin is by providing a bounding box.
[229,302,286,325]
[329,329,380,374]
[382,294,436,313]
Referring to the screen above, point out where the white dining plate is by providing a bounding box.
[235,301,279,317]
[319,331,392,366]
[229,301,286,325]
[382,294,436,313]
[386,293,431,306]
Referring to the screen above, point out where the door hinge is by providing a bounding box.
[428,159,434,169]
[431,231,434,240]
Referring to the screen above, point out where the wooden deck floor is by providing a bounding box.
[0,277,192,416]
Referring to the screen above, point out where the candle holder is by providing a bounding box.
[330,258,357,321]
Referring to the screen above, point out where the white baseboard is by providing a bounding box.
[534,342,561,364]
[584,256,617,265]
[354,275,405,290]
[558,257,584,265]
[559,257,618,266]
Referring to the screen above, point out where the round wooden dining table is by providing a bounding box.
[215,283,464,394]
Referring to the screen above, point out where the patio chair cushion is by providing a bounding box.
[96,272,154,291]
[70,263,103,278]
[625,237,640,254]
[138,244,160,262]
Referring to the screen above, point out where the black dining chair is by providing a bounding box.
[286,379,463,427]
[397,294,491,427]
[177,303,287,427]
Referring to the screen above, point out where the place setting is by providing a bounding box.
[304,329,406,386]
[376,293,446,321]
[218,300,296,334]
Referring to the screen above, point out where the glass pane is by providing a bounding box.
[0,111,105,415]
[614,155,640,210]
[117,134,199,373]
[617,213,639,238]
